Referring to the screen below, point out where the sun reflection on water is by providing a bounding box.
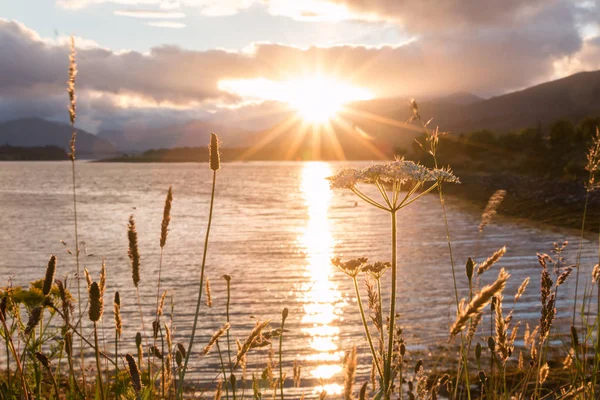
[299,162,343,394]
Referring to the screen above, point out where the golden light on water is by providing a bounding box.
[299,162,344,394]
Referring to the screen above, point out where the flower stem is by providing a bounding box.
[572,191,589,326]
[94,322,104,400]
[353,277,383,381]
[178,170,217,398]
[384,210,397,398]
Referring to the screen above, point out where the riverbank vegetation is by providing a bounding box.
[2,39,600,400]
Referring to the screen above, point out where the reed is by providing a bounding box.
[177,132,221,398]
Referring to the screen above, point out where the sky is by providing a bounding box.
[1,0,600,133]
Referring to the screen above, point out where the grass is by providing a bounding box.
[2,39,600,400]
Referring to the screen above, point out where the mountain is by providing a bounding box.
[0,118,116,157]
[437,91,484,105]
[97,120,258,151]
[361,70,600,135]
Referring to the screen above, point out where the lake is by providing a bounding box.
[0,161,596,397]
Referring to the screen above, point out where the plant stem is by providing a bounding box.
[216,340,230,400]
[384,210,397,399]
[94,322,104,400]
[279,314,286,400]
[573,191,589,326]
[115,328,120,400]
[353,277,383,381]
[225,278,233,374]
[70,156,86,391]
[178,170,217,398]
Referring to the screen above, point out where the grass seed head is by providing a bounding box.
[127,215,141,288]
[210,133,221,171]
[43,255,57,296]
[88,282,103,322]
[126,354,142,393]
[160,186,173,248]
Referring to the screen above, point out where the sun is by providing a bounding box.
[218,76,373,124]
[286,77,372,123]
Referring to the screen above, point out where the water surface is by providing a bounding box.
[0,161,596,396]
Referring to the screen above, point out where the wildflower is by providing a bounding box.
[331,257,368,278]
[362,261,390,279]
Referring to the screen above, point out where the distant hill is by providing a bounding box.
[97,120,257,151]
[0,118,116,157]
[358,70,600,135]
[0,145,68,161]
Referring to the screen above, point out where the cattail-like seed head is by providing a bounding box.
[135,332,142,348]
[206,278,212,307]
[175,349,183,366]
[151,345,163,359]
[25,306,43,335]
[88,282,103,322]
[160,186,173,248]
[209,133,220,171]
[465,257,474,282]
[153,320,160,339]
[126,354,142,393]
[174,342,186,360]
[127,215,141,288]
[43,255,57,296]
[222,274,231,282]
[65,332,73,357]
[282,307,289,322]
[114,291,122,336]
[0,296,6,322]
[35,352,50,368]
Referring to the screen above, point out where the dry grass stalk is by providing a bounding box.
[206,278,212,307]
[343,346,357,400]
[235,320,270,368]
[592,264,600,283]
[203,322,230,355]
[214,380,223,400]
[585,127,600,191]
[476,246,507,275]
[157,290,167,316]
[479,190,506,233]
[515,277,530,302]
[100,259,106,295]
[160,186,173,248]
[538,363,549,384]
[450,268,510,336]
[556,267,573,286]
[128,215,141,288]
[293,359,301,387]
[539,263,555,342]
[494,295,509,362]
[84,268,92,289]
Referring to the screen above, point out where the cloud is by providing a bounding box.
[2,0,600,131]
[114,9,185,18]
[146,21,187,28]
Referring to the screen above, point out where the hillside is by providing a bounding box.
[97,120,257,151]
[0,118,116,157]
[359,70,600,135]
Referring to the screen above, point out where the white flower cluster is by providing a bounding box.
[327,160,459,189]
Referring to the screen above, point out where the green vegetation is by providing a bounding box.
[0,145,68,161]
